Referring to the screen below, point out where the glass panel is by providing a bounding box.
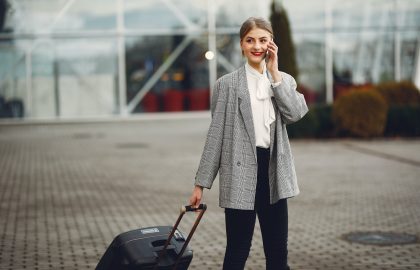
[372,33,395,83]
[125,0,207,30]
[332,0,365,31]
[332,31,395,97]
[215,0,271,28]
[9,0,117,33]
[55,38,118,117]
[28,38,117,118]
[399,0,420,83]
[0,41,27,118]
[126,35,210,113]
[215,34,242,77]
[401,0,420,28]
[332,32,358,96]
[53,0,117,31]
[295,33,326,103]
[282,0,325,32]
[332,0,395,31]
[31,40,56,118]
[9,0,67,33]
[400,32,418,81]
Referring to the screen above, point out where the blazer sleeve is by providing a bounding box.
[271,71,308,124]
[194,78,227,189]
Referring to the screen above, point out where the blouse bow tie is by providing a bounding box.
[255,72,276,129]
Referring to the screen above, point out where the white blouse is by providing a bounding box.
[245,62,280,148]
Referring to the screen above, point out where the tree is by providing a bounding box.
[0,0,7,31]
[270,1,299,81]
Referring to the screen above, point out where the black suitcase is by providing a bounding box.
[96,204,206,270]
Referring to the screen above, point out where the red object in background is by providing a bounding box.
[334,82,374,100]
[163,89,185,111]
[142,92,160,112]
[297,84,317,105]
[187,89,210,111]
[334,83,350,99]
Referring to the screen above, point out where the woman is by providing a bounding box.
[189,17,308,270]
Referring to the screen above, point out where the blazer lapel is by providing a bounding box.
[237,66,257,161]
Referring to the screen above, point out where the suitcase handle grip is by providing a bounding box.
[183,204,206,213]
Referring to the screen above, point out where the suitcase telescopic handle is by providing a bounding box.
[154,204,207,270]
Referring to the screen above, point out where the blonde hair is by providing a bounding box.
[239,17,273,41]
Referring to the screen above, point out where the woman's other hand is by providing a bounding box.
[189,185,203,208]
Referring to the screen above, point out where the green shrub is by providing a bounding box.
[287,81,420,138]
[385,105,420,137]
[375,81,420,106]
[332,89,388,137]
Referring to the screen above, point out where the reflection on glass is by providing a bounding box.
[10,0,117,33]
[31,40,56,118]
[400,32,418,81]
[126,35,210,113]
[295,34,326,104]
[125,0,207,30]
[216,34,242,76]
[332,32,396,98]
[283,0,326,31]
[0,42,27,118]
[215,0,271,28]
[29,38,118,118]
[56,38,117,117]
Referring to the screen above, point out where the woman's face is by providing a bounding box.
[240,27,272,67]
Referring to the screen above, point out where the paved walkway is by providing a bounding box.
[0,117,419,270]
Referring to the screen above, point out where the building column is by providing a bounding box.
[394,0,401,82]
[414,36,420,89]
[25,46,33,117]
[117,0,127,116]
[208,0,217,105]
[325,0,334,104]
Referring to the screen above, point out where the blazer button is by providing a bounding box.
[237,161,241,166]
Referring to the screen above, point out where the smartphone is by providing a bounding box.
[265,39,274,61]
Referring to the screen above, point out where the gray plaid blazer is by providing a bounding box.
[195,65,308,210]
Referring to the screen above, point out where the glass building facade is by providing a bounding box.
[0,0,419,119]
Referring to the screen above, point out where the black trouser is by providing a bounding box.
[223,147,289,270]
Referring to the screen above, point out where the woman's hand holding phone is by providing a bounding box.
[266,40,282,83]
